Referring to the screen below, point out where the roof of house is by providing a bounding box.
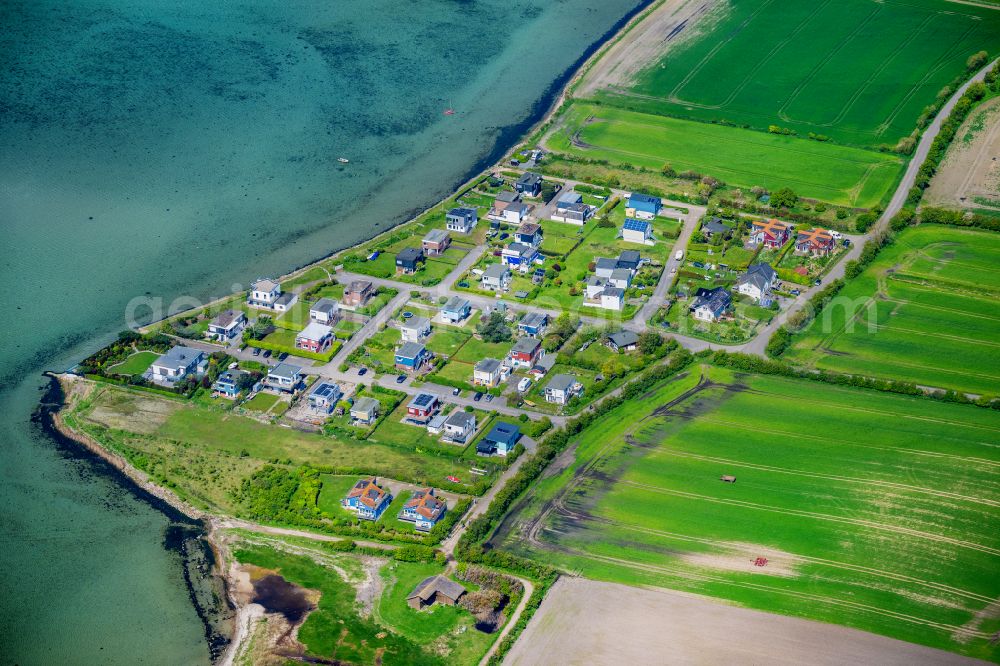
[396,341,426,360]
[557,191,583,205]
[608,330,639,348]
[397,247,424,263]
[546,373,579,393]
[311,298,338,315]
[427,414,447,430]
[274,292,297,306]
[405,488,446,520]
[745,262,777,283]
[484,422,520,446]
[610,268,632,282]
[310,381,341,400]
[505,242,535,258]
[475,358,503,373]
[251,278,279,292]
[443,295,471,313]
[692,287,732,313]
[407,575,466,603]
[517,222,541,236]
[629,192,661,206]
[519,312,548,328]
[346,477,388,509]
[297,321,332,342]
[408,392,438,410]
[595,257,617,272]
[602,286,625,298]
[347,279,373,293]
[517,172,542,187]
[211,309,245,328]
[401,316,431,332]
[495,190,519,203]
[445,410,476,429]
[483,263,510,279]
[423,228,450,244]
[586,275,607,287]
[351,396,380,414]
[511,337,541,355]
[752,218,789,236]
[622,218,652,232]
[215,369,246,385]
[153,346,205,372]
[448,207,477,219]
[796,227,835,245]
[268,362,302,381]
[618,250,641,265]
[702,217,733,235]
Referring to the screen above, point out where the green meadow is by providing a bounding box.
[547,103,903,207]
[496,367,1000,661]
[615,0,1000,147]
[785,225,1000,395]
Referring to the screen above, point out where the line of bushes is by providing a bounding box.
[711,351,998,408]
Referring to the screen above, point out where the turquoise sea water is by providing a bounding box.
[0,0,643,662]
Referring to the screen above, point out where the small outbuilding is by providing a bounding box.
[406,575,467,610]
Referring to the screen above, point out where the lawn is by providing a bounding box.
[232,542,492,665]
[785,225,1000,395]
[547,102,903,207]
[74,385,479,512]
[257,328,340,362]
[105,351,159,376]
[496,366,1000,662]
[242,392,281,413]
[613,0,1000,148]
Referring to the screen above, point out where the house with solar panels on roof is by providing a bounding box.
[626,192,662,220]
[341,477,392,520]
[621,217,654,245]
[307,381,342,414]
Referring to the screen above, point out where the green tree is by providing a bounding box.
[638,331,664,356]
[770,187,798,208]
[477,311,512,343]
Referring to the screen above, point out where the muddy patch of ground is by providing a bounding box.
[926,96,1000,209]
[84,386,180,433]
[679,542,802,578]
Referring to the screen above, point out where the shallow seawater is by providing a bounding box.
[0,0,644,663]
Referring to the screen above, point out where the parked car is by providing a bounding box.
[473,392,483,402]
[395,374,406,384]
[485,393,494,403]
[357,367,368,376]
[791,289,801,296]
[262,349,272,358]
[499,233,509,240]
[278,352,289,361]
[843,239,851,247]
[252,348,261,356]
[814,279,822,286]
[452,387,461,396]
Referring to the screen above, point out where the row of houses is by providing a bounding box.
[748,219,838,256]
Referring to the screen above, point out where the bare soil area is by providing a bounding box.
[503,577,986,666]
[574,0,721,98]
[926,96,1000,209]
[85,385,180,433]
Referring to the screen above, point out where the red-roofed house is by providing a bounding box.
[795,228,836,256]
[749,219,791,249]
[341,477,392,520]
[398,488,447,532]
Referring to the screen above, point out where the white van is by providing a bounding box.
[675,250,684,261]
[517,378,532,393]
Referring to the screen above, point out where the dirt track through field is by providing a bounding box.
[504,578,989,665]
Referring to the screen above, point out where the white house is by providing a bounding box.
[735,263,777,306]
[622,218,654,245]
[544,374,583,405]
[481,264,511,292]
[146,346,208,386]
[608,268,633,290]
[310,298,340,325]
[473,358,505,387]
[247,278,280,309]
[442,410,477,444]
[400,316,432,343]
[350,397,380,424]
[583,278,624,311]
[265,362,302,392]
[446,207,478,234]
[690,287,732,322]
[207,309,246,342]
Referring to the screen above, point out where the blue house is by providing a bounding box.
[626,192,662,220]
[518,312,549,337]
[515,172,543,197]
[396,247,425,274]
[399,488,447,532]
[342,478,392,520]
[441,296,472,323]
[395,342,429,372]
[501,242,540,271]
[477,422,521,456]
[515,222,543,247]
[212,369,246,399]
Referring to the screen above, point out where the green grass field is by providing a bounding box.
[785,225,1000,395]
[614,0,1000,147]
[105,351,158,376]
[547,103,903,207]
[496,366,1000,661]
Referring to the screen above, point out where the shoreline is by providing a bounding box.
[45,3,667,663]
